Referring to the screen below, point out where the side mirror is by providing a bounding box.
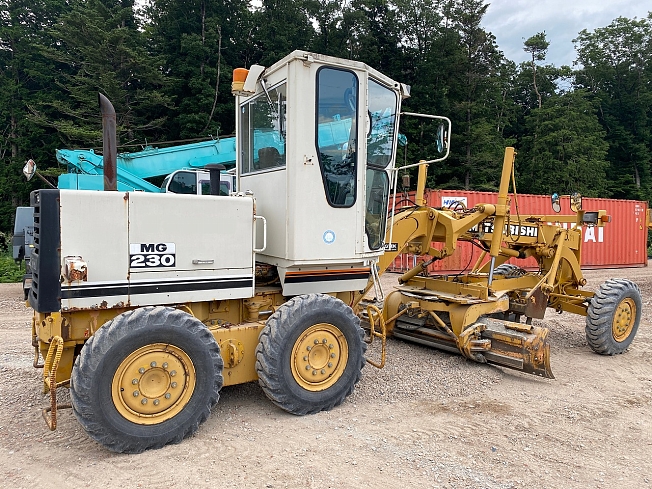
[570,192,582,213]
[551,193,561,213]
[23,159,36,181]
[436,123,447,153]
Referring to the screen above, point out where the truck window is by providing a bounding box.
[316,67,358,208]
[200,179,230,196]
[167,171,197,194]
[240,83,287,174]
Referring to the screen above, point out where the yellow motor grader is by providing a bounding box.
[364,148,642,379]
[26,51,641,454]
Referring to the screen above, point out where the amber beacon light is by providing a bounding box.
[232,68,249,95]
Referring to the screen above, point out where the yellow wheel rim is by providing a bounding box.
[111,343,196,425]
[612,298,636,342]
[290,323,348,392]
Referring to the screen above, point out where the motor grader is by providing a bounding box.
[27,50,642,454]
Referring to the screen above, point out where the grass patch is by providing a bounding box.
[0,252,24,283]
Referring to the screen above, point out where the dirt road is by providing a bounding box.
[1,265,650,488]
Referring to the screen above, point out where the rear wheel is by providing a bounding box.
[70,306,223,453]
[586,279,642,355]
[256,294,366,415]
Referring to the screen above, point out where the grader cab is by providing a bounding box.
[27,51,641,454]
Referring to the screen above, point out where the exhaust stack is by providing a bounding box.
[98,93,117,191]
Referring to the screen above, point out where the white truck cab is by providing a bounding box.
[234,51,409,295]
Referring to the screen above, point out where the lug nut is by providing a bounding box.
[305,365,310,370]
[314,339,319,345]
[328,362,333,368]
[150,361,157,368]
[306,346,312,351]
[162,362,168,369]
[153,399,160,406]
[165,393,171,399]
[321,369,325,374]
[133,391,139,397]
[171,382,177,388]
[312,370,317,375]
[329,344,334,349]
[141,398,147,405]
[303,356,308,361]
[330,353,336,358]
[322,339,328,344]
[132,379,138,385]
[170,370,177,377]
[138,367,145,374]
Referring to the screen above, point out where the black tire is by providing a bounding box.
[70,306,223,453]
[586,279,642,355]
[255,294,366,415]
[493,263,527,278]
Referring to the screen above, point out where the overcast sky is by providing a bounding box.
[481,1,651,67]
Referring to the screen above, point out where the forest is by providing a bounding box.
[0,0,651,233]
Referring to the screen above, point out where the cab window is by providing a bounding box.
[316,67,358,208]
[364,80,398,250]
[240,83,287,174]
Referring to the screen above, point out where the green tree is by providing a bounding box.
[0,0,66,231]
[574,15,652,201]
[519,90,609,197]
[251,0,315,66]
[146,0,251,139]
[440,0,510,190]
[523,32,550,109]
[31,0,171,148]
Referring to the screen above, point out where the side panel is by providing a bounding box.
[59,191,130,309]
[127,192,255,306]
[58,191,255,310]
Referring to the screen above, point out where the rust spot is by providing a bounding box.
[68,268,86,282]
[100,301,108,309]
[61,321,70,340]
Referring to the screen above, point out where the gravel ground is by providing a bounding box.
[0,263,651,488]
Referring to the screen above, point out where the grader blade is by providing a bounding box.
[476,318,554,379]
[392,315,553,379]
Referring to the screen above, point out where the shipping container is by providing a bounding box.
[389,189,648,273]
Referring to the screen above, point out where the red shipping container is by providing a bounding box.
[388,189,648,273]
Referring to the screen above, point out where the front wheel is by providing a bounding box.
[585,279,642,355]
[255,294,366,415]
[70,306,223,453]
